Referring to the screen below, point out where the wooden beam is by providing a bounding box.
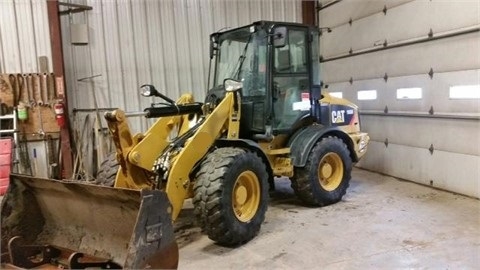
[47,0,73,179]
[302,1,317,26]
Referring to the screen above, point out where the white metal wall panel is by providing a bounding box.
[0,0,52,73]
[320,0,480,197]
[61,0,302,133]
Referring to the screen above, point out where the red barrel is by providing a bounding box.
[0,138,13,195]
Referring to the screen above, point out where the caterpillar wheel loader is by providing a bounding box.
[1,21,369,268]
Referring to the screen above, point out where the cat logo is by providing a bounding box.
[332,110,345,123]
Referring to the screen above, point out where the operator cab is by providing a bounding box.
[208,21,322,138]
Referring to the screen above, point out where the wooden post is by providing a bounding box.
[47,0,73,179]
[302,1,317,26]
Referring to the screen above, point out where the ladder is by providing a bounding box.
[0,110,19,173]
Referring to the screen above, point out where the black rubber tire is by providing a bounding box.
[292,136,352,206]
[95,152,118,187]
[193,147,269,246]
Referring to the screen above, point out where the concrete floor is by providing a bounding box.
[175,168,480,269]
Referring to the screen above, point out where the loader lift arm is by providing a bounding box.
[105,88,242,220]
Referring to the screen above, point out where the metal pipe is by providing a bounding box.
[360,111,480,121]
[124,111,148,118]
[321,25,480,63]
[73,108,118,113]
[0,130,17,134]
[58,2,92,15]
[58,2,92,9]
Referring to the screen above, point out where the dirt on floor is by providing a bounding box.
[176,168,480,269]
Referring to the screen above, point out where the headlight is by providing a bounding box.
[140,85,154,97]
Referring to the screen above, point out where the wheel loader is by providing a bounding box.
[1,21,369,268]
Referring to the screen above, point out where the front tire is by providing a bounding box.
[292,136,352,206]
[193,147,269,246]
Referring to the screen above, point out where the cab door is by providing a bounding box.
[271,27,311,132]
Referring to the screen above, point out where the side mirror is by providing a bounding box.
[273,27,287,48]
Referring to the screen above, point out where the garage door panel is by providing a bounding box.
[361,115,480,156]
[321,1,428,57]
[320,24,352,57]
[432,69,480,114]
[321,1,480,58]
[358,141,431,186]
[428,1,480,33]
[319,0,414,30]
[321,33,480,83]
[359,141,480,198]
[429,150,480,198]
[326,70,480,114]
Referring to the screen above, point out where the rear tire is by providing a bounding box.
[292,136,352,206]
[193,147,269,246]
[95,152,118,187]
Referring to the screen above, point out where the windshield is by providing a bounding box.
[213,27,267,96]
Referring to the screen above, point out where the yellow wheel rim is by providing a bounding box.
[318,153,344,191]
[232,171,260,222]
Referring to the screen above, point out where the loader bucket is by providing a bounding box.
[0,174,178,269]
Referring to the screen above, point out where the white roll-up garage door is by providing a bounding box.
[319,0,480,198]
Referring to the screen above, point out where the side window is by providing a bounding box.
[274,30,307,74]
[311,31,320,86]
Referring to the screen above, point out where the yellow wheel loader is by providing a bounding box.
[1,21,369,268]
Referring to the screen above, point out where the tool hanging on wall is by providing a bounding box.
[8,75,18,108]
[26,74,35,107]
[47,73,57,105]
[13,74,27,106]
[41,73,49,107]
[16,74,23,105]
[36,106,45,136]
[33,73,43,106]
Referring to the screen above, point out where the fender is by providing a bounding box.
[215,138,275,190]
[288,124,357,167]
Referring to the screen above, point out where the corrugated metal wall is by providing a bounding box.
[0,0,52,73]
[0,0,54,178]
[61,0,302,133]
[319,0,480,198]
